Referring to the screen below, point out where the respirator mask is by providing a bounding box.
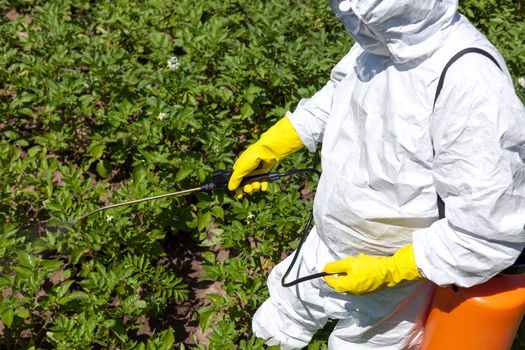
[328,0,390,58]
[328,0,363,35]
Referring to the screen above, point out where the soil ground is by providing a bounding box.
[157,229,224,347]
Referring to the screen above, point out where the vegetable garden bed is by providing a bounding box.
[1,0,524,348]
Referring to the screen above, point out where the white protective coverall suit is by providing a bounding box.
[252,0,525,348]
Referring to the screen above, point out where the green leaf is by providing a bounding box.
[58,291,89,305]
[135,299,147,309]
[240,103,254,119]
[245,85,264,103]
[3,131,17,139]
[96,160,111,178]
[17,252,36,269]
[43,199,62,212]
[41,259,63,271]
[16,139,29,147]
[70,248,86,265]
[211,206,224,220]
[207,294,224,305]
[54,280,74,298]
[16,307,30,319]
[87,142,106,159]
[197,211,213,232]
[161,329,175,349]
[12,266,32,278]
[198,307,214,330]
[1,308,14,327]
[175,166,193,182]
[111,319,128,343]
[133,165,148,183]
[202,251,215,264]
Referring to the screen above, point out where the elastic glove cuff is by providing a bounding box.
[258,117,304,160]
[390,244,423,285]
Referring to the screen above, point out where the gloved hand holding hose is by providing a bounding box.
[323,245,423,295]
[228,117,304,198]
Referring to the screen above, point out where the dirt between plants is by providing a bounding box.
[154,228,226,347]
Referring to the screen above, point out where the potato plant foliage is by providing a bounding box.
[0,0,524,349]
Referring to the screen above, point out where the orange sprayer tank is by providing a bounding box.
[421,273,525,350]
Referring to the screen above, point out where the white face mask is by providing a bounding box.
[328,0,390,57]
[328,0,362,35]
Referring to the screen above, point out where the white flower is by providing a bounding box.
[106,215,113,222]
[246,212,255,224]
[167,56,181,71]
[158,112,167,121]
[518,77,525,89]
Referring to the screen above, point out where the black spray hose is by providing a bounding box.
[280,198,346,288]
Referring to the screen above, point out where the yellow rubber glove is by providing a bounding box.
[228,117,304,198]
[323,245,423,295]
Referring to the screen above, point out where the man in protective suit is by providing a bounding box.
[228,0,525,348]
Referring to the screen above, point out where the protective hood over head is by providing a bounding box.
[329,0,458,63]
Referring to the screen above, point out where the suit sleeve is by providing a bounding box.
[287,46,359,152]
[412,54,525,287]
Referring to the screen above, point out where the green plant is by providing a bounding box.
[1,0,524,348]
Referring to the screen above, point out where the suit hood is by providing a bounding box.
[331,0,458,63]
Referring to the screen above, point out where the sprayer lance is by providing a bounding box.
[74,169,288,222]
[74,186,203,222]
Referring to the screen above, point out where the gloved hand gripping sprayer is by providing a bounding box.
[70,168,342,287]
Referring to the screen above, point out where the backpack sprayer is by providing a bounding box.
[68,168,341,286]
